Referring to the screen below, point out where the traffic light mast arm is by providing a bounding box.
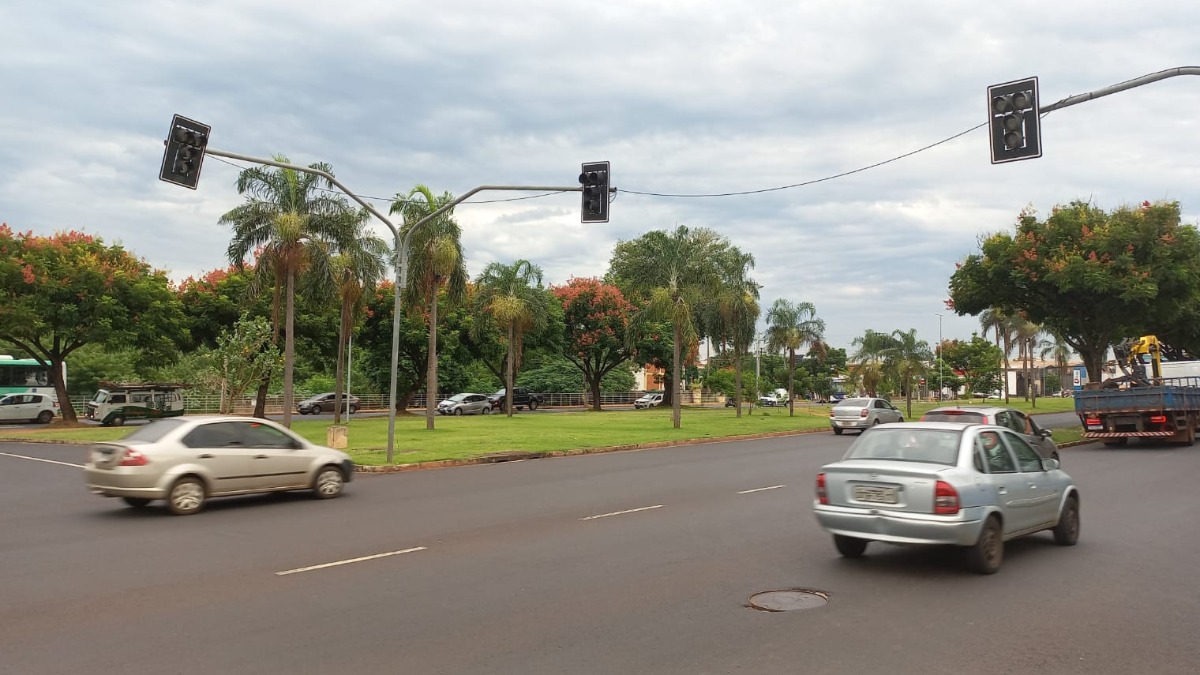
[1040,66,1200,113]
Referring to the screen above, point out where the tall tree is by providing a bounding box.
[221,157,362,427]
[950,200,1200,383]
[879,328,932,418]
[608,226,728,429]
[714,250,759,418]
[390,185,468,429]
[474,260,550,416]
[849,329,895,397]
[765,299,825,417]
[329,226,388,424]
[0,226,186,422]
[552,277,638,411]
[978,307,1014,401]
[1039,332,1074,395]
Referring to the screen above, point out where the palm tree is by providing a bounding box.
[329,229,388,424]
[221,157,362,427]
[714,250,759,418]
[879,328,933,419]
[1040,332,1073,395]
[474,260,549,417]
[850,329,895,397]
[391,186,468,430]
[979,307,1015,401]
[612,226,727,429]
[765,299,826,417]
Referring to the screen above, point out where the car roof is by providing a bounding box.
[926,405,1012,414]
[867,421,981,432]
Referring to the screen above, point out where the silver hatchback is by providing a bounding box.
[920,405,1059,461]
[84,416,353,515]
[813,422,1080,574]
[830,397,904,434]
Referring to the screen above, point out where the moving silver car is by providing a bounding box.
[829,397,904,434]
[84,416,353,515]
[920,404,1059,461]
[437,393,492,415]
[813,422,1079,574]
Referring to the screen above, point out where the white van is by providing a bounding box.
[86,384,185,426]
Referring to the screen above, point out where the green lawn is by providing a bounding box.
[1,397,1085,466]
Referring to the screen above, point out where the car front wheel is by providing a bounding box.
[1052,496,1080,546]
[348,405,358,415]
[528,400,538,411]
[313,466,345,499]
[453,408,462,415]
[965,516,1003,574]
[311,404,323,415]
[167,477,206,516]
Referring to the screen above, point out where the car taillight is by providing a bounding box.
[859,409,868,418]
[1085,417,1101,426]
[934,480,959,515]
[119,448,149,467]
[816,473,828,505]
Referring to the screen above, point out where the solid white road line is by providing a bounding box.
[737,485,785,494]
[0,451,84,469]
[580,505,664,521]
[275,546,429,576]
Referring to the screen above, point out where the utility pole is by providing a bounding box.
[935,313,944,400]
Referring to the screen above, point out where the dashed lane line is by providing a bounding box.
[275,546,429,576]
[0,451,84,469]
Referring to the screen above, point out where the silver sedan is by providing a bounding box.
[85,416,353,515]
[813,422,1080,574]
[829,397,904,434]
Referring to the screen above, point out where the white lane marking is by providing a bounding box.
[0,451,84,469]
[580,505,664,521]
[737,485,785,495]
[275,546,428,576]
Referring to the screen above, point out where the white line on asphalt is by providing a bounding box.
[737,485,785,494]
[580,505,664,521]
[0,451,83,469]
[275,546,429,576]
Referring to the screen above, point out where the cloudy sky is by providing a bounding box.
[2,1,1198,353]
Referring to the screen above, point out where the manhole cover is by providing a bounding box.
[748,589,829,612]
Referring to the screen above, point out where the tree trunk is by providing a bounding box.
[505,323,516,417]
[51,356,75,423]
[672,322,682,429]
[787,349,796,417]
[733,354,744,418]
[333,303,349,425]
[282,268,295,428]
[426,286,438,430]
[589,378,603,412]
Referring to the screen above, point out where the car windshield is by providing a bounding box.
[837,398,870,407]
[121,418,188,443]
[448,394,469,402]
[922,410,987,423]
[844,428,963,465]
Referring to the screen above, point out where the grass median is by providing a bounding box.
[0,398,1084,467]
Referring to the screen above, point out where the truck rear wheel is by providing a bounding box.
[1103,438,1127,447]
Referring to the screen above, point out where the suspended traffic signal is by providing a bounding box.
[579,161,610,223]
[987,77,1041,164]
[159,114,211,189]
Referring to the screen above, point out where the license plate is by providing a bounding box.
[853,485,898,504]
[1086,424,1103,430]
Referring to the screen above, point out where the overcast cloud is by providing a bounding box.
[2,1,1198,352]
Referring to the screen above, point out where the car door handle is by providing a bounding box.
[254,454,269,459]
[198,453,214,459]
[997,487,1007,495]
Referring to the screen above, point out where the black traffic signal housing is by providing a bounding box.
[987,77,1041,164]
[579,161,610,223]
[159,114,211,189]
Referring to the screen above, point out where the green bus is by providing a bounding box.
[0,355,61,399]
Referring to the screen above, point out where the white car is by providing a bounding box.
[0,392,58,424]
[634,393,663,409]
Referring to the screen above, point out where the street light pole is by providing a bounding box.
[935,313,943,400]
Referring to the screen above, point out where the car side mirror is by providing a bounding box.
[1041,458,1060,471]
[1040,429,1053,438]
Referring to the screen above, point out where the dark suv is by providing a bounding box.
[488,388,543,411]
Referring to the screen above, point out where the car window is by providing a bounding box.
[840,399,869,407]
[110,394,127,404]
[922,411,987,423]
[844,428,962,465]
[241,422,298,448]
[182,422,245,448]
[123,418,187,442]
[1004,433,1044,472]
[977,430,1016,473]
[1010,411,1033,434]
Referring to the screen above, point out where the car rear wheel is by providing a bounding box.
[36,410,54,424]
[122,497,151,508]
[311,404,323,415]
[1052,496,1080,546]
[313,466,345,499]
[965,516,1003,574]
[833,534,868,558]
[167,477,206,516]
[832,427,843,435]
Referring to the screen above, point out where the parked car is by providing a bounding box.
[84,416,353,516]
[488,388,544,411]
[634,393,664,409]
[297,392,360,415]
[437,392,492,415]
[0,392,58,424]
[813,422,1080,574]
[829,397,904,434]
[758,394,787,407]
[920,405,1059,461]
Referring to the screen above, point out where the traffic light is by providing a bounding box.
[579,161,610,223]
[987,77,1041,164]
[159,114,211,189]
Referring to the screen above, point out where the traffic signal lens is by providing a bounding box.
[1002,114,1023,133]
[1011,91,1031,110]
[991,95,1012,115]
[1003,130,1023,150]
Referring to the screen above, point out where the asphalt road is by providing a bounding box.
[3,431,1197,674]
